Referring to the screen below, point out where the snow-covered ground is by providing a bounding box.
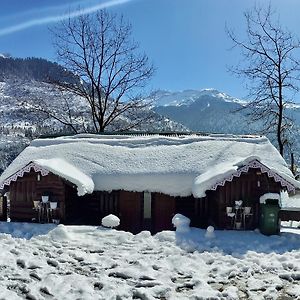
[0,222,299,300]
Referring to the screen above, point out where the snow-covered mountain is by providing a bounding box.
[152,88,300,164]
[152,89,257,134]
[152,88,247,107]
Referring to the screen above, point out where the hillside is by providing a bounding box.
[0,57,186,171]
[0,56,75,83]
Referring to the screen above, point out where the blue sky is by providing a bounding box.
[1,0,300,99]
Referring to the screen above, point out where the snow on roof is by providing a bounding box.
[0,134,299,197]
[34,158,94,196]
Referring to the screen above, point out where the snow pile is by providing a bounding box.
[205,226,215,239]
[172,214,190,232]
[0,134,298,197]
[48,224,71,241]
[101,214,120,228]
[259,193,280,204]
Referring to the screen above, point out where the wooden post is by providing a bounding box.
[0,195,7,221]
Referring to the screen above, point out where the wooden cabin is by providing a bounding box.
[0,134,298,233]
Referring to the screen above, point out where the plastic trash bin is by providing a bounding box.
[259,199,280,235]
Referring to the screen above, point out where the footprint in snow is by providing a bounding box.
[29,272,41,281]
[57,249,64,255]
[46,259,59,268]
[40,287,54,297]
[94,282,104,290]
[152,265,160,271]
[73,255,84,262]
[10,249,20,256]
[16,259,26,269]
[175,282,196,292]
[7,283,30,297]
[135,281,160,288]
[108,271,132,280]
[74,266,91,276]
[26,293,38,300]
[89,249,104,254]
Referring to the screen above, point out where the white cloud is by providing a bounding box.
[0,0,134,37]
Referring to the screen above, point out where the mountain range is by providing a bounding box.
[152,89,257,134]
[152,89,300,164]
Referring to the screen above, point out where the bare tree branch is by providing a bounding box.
[227,5,300,156]
[51,10,154,133]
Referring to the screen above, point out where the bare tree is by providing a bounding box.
[23,89,87,134]
[227,5,300,156]
[51,9,154,132]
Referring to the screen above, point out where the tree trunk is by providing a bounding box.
[291,152,295,175]
[278,72,284,156]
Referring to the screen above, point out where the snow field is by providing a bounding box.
[0,222,299,299]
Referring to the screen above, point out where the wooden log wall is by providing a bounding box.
[9,170,66,222]
[152,193,209,231]
[119,191,143,233]
[280,210,300,222]
[152,193,175,232]
[64,188,120,225]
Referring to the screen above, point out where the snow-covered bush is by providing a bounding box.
[205,226,215,239]
[172,213,190,233]
[101,214,120,228]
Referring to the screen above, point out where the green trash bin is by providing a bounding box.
[259,199,280,235]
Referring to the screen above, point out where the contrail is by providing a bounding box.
[0,0,92,22]
[0,0,134,37]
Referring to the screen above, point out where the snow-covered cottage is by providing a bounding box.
[0,134,299,233]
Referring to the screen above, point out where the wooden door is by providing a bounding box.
[152,193,176,233]
[119,191,143,234]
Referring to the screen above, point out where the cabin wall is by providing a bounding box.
[62,189,206,233]
[64,187,120,225]
[206,168,282,229]
[7,167,284,232]
[119,191,143,233]
[9,171,66,222]
[152,193,175,232]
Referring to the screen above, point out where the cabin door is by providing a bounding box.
[152,193,176,233]
[119,191,143,234]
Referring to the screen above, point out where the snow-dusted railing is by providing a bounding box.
[0,162,49,189]
[210,159,295,193]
